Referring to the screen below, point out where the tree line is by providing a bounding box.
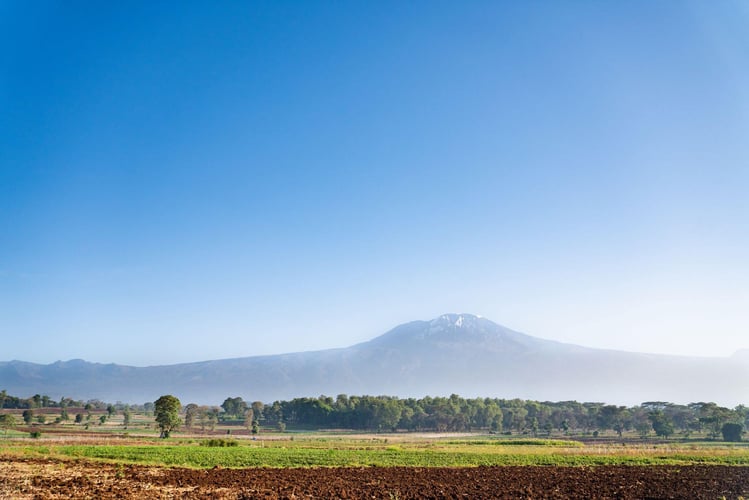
[0,390,85,410]
[2,389,746,441]
[0,389,151,413]
[202,394,746,441]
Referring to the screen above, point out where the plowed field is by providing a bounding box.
[1,457,747,499]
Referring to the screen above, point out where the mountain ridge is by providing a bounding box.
[1,314,747,406]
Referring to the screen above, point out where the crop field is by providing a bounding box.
[2,432,748,498]
[5,436,749,468]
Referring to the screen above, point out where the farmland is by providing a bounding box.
[5,435,749,468]
[2,457,748,499]
[2,429,749,498]
[1,396,748,497]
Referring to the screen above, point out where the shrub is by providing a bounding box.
[201,438,239,447]
[722,423,744,442]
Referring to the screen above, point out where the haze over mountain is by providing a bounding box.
[2,314,746,406]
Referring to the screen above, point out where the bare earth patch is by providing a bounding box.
[1,456,747,499]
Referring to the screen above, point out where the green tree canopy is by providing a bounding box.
[221,397,248,419]
[721,422,744,442]
[154,395,182,438]
[649,410,674,438]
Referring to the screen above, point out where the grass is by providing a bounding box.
[0,430,29,439]
[4,435,748,468]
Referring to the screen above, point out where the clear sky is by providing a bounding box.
[1,1,748,366]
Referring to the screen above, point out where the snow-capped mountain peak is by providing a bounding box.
[432,313,480,328]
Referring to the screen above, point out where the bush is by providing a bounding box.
[29,431,42,439]
[201,438,239,447]
[722,423,744,442]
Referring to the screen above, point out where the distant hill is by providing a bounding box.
[1,314,747,406]
[733,348,749,362]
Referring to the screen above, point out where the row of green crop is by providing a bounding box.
[20,444,749,468]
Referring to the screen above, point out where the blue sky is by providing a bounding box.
[1,1,748,366]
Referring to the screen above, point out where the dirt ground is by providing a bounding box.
[1,457,747,499]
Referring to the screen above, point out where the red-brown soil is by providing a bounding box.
[1,457,747,499]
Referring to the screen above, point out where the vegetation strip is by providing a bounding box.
[7,443,746,468]
[1,391,746,443]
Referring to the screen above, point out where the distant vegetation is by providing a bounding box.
[26,441,749,468]
[1,390,748,471]
[207,394,747,442]
[1,389,746,442]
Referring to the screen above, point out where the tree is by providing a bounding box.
[721,423,743,442]
[251,401,265,422]
[198,406,218,431]
[0,414,17,435]
[693,402,732,439]
[648,411,674,438]
[22,409,34,424]
[264,401,284,427]
[373,398,403,432]
[184,403,199,429]
[597,405,624,434]
[504,407,528,434]
[123,409,131,428]
[221,397,248,419]
[484,402,502,432]
[244,408,254,432]
[543,421,553,437]
[154,395,182,438]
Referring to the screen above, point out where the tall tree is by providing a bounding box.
[244,408,254,432]
[184,403,199,428]
[154,395,182,438]
[251,401,265,422]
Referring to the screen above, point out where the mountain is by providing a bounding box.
[733,348,749,362]
[1,314,747,406]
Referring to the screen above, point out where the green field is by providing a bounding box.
[1,401,747,469]
[4,435,749,468]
